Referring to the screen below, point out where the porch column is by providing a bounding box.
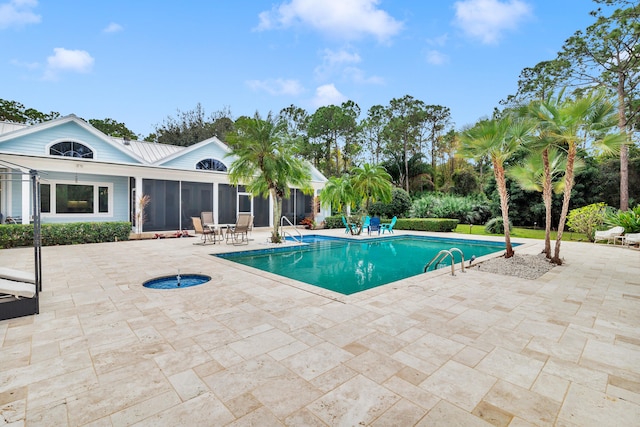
[21,173,30,224]
[135,176,143,233]
[213,182,219,224]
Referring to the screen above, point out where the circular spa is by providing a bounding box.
[143,274,211,290]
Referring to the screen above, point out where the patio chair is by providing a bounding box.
[594,226,624,244]
[201,211,214,227]
[362,216,371,234]
[369,217,381,235]
[624,233,640,247]
[380,216,397,234]
[191,217,215,244]
[342,216,357,234]
[226,213,253,245]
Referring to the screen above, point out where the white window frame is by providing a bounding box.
[40,179,113,218]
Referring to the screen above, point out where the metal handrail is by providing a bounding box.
[424,250,455,276]
[280,216,303,243]
[449,248,466,273]
[423,247,466,276]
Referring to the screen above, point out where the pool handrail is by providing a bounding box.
[280,216,303,243]
[424,247,466,276]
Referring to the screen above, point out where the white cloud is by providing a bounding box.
[314,48,383,84]
[44,47,94,80]
[310,83,346,108]
[453,0,532,44]
[0,0,41,29]
[10,58,39,69]
[103,22,123,33]
[426,50,448,65]
[314,48,361,80]
[256,0,403,42]
[246,78,305,96]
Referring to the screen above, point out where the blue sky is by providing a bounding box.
[1,0,604,138]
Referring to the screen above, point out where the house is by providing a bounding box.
[0,115,329,232]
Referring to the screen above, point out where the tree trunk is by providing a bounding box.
[542,148,552,258]
[618,75,629,211]
[271,188,281,242]
[494,161,513,258]
[404,135,410,193]
[552,143,577,265]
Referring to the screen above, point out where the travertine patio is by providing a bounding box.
[0,229,639,426]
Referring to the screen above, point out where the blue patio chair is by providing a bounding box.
[362,216,371,234]
[369,217,381,235]
[381,216,397,234]
[342,216,357,234]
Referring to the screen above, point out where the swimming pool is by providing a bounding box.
[217,235,511,295]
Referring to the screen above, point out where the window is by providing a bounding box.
[196,158,227,172]
[40,181,111,215]
[50,141,93,159]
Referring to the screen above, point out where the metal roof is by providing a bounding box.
[110,137,183,163]
[0,121,28,136]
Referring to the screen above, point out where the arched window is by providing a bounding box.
[196,158,227,172]
[49,141,94,159]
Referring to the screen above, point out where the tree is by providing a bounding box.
[318,175,356,216]
[89,118,138,140]
[307,102,359,177]
[557,1,640,210]
[508,147,576,257]
[459,115,535,258]
[361,105,388,165]
[350,164,392,213]
[384,95,425,192]
[153,103,232,146]
[0,99,60,124]
[226,112,313,243]
[534,89,624,264]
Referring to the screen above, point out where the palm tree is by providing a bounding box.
[507,147,580,258]
[351,163,393,213]
[533,89,624,264]
[459,115,534,258]
[226,112,313,243]
[318,175,356,216]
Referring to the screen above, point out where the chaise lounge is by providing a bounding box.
[594,226,624,244]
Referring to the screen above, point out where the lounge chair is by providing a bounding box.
[342,216,358,234]
[381,216,397,234]
[192,217,216,244]
[369,217,381,235]
[594,226,624,244]
[226,213,253,245]
[624,233,640,247]
[201,211,214,227]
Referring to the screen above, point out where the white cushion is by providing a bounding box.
[0,267,35,284]
[0,278,35,298]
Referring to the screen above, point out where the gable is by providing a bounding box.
[156,137,233,170]
[0,118,145,164]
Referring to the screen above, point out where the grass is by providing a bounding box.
[454,224,589,242]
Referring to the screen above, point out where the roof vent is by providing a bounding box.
[123,136,130,145]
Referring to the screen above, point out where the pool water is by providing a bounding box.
[218,235,510,295]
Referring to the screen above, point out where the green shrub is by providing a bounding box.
[605,204,640,233]
[369,188,412,218]
[323,215,458,232]
[323,216,345,229]
[0,222,131,249]
[484,217,512,234]
[567,202,610,242]
[395,218,458,232]
[409,193,491,224]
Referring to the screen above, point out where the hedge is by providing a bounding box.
[0,222,132,249]
[322,215,458,232]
